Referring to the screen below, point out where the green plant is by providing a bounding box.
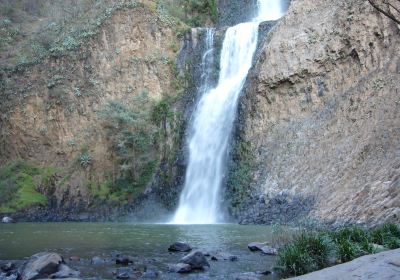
[276,232,333,277]
[0,160,56,213]
[371,224,400,247]
[79,153,92,168]
[336,238,361,262]
[277,244,317,276]
[276,224,400,278]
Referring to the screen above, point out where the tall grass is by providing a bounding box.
[276,224,400,277]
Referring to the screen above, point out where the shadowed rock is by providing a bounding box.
[21,252,63,280]
[168,242,192,252]
[248,242,268,251]
[180,251,210,269]
[168,263,192,273]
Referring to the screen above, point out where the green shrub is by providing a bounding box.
[79,153,92,168]
[371,224,400,245]
[0,160,55,213]
[276,224,400,277]
[277,232,333,277]
[335,238,361,263]
[277,244,317,276]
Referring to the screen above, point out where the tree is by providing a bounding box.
[368,0,400,25]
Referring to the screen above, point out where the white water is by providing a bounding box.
[171,0,284,224]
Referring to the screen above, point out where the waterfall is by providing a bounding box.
[171,0,284,224]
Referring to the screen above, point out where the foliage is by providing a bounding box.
[158,0,218,27]
[276,232,333,277]
[98,93,159,198]
[0,0,140,72]
[226,140,256,215]
[0,160,56,213]
[371,223,400,247]
[276,224,400,277]
[79,153,92,168]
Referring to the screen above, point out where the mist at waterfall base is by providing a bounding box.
[170,1,285,225]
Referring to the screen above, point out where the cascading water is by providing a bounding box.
[171,0,284,224]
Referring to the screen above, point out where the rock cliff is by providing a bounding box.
[232,0,400,226]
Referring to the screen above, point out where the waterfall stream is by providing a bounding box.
[171,1,284,224]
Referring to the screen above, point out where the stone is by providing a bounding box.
[1,217,15,224]
[0,274,18,280]
[167,263,192,273]
[140,269,160,278]
[90,256,106,265]
[210,252,238,261]
[260,246,278,255]
[248,242,268,251]
[21,252,63,280]
[116,257,133,266]
[49,264,79,279]
[1,262,15,272]
[180,251,210,269]
[168,242,192,252]
[68,256,80,262]
[114,267,136,279]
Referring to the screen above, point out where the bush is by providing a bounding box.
[277,232,333,277]
[371,224,400,247]
[335,238,361,263]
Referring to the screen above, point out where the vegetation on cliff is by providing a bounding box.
[0,161,56,213]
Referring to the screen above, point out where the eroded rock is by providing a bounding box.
[168,242,192,252]
[167,263,192,273]
[248,242,268,251]
[180,251,210,269]
[21,252,63,280]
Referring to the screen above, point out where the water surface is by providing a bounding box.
[0,223,281,279]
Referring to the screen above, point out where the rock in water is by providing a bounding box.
[1,217,15,223]
[260,246,278,255]
[180,251,210,269]
[248,242,268,251]
[168,242,192,252]
[21,252,63,280]
[168,263,192,273]
[1,262,15,272]
[50,264,79,278]
[116,257,133,266]
[91,256,106,265]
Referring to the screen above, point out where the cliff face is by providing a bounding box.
[234,0,400,227]
[0,0,188,220]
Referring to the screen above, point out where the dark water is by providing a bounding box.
[0,223,282,279]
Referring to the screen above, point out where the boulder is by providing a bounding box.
[1,217,15,223]
[248,242,268,251]
[180,251,210,269]
[21,252,63,280]
[260,246,278,255]
[168,242,192,252]
[49,264,79,278]
[167,263,192,273]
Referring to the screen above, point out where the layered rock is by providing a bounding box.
[232,0,400,226]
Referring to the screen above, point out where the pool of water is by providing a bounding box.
[0,223,282,279]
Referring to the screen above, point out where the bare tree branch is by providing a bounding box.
[368,0,400,24]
